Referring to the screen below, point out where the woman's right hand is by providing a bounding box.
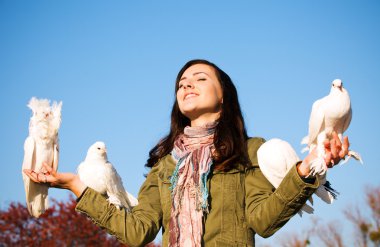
[23,163,87,197]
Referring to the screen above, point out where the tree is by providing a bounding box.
[0,196,160,247]
[274,185,380,247]
[343,186,380,247]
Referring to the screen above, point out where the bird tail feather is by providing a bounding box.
[301,136,309,145]
[126,191,138,207]
[27,183,49,217]
[301,136,309,153]
[348,150,363,164]
[298,203,314,217]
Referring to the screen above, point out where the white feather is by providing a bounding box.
[301,79,362,175]
[22,97,62,217]
[257,138,316,215]
[77,141,138,210]
[258,138,339,215]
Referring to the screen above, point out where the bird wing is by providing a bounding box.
[342,107,352,134]
[22,136,49,217]
[257,138,300,188]
[22,136,35,210]
[307,98,325,146]
[51,101,62,134]
[105,162,132,208]
[52,139,59,171]
[258,139,314,216]
[22,136,35,172]
[126,191,139,207]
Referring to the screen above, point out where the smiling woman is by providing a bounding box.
[177,64,223,125]
[23,59,349,247]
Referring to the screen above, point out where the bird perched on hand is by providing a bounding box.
[77,141,138,211]
[301,79,362,177]
[257,138,335,216]
[22,97,62,217]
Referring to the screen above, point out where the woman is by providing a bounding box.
[24,59,349,246]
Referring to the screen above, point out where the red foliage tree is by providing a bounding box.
[0,196,160,247]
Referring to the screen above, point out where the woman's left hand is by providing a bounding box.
[321,132,350,167]
[297,132,350,177]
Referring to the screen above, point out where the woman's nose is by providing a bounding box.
[182,80,194,89]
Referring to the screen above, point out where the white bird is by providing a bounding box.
[301,79,362,177]
[77,141,138,210]
[22,97,62,217]
[257,138,336,216]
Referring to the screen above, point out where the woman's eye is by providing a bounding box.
[198,78,206,81]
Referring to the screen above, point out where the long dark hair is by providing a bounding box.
[145,59,250,171]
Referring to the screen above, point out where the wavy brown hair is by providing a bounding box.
[145,59,250,171]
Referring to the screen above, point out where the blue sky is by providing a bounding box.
[1,1,379,245]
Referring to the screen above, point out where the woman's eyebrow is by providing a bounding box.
[193,72,209,77]
[180,72,209,81]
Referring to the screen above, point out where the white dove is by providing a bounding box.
[257,138,336,216]
[77,141,138,211]
[301,79,363,177]
[22,97,62,217]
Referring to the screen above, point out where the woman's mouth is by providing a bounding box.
[184,93,198,100]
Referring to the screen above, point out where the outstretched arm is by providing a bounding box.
[23,163,162,246]
[245,134,349,238]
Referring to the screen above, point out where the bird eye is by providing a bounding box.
[97,147,101,150]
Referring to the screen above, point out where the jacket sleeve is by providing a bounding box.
[75,164,162,247]
[245,138,319,238]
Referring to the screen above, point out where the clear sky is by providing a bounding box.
[1,1,379,245]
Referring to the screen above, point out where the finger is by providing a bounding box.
[23,169,40,183]
[344,136,350,149]
[343,136,349,152]
[43,163,55,175]
[325,152,332,167]
[332,132,342,146]
[329,159,335,168]
[324,139,330,149]
[36,172,46,183]
[337,136,349,158]
[330,139,338,158]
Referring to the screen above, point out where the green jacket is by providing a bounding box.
[76,137,319,247]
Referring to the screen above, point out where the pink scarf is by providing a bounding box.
[168,122,216,247]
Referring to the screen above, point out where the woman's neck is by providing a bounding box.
[190,112,220,127]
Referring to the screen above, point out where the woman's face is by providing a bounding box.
[177,64,223,125]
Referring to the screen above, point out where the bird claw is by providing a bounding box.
[107,196,123,210]
[307,157,327,177]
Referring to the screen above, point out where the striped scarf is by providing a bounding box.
[168,122,216,247]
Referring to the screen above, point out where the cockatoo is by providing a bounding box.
[77,141,138,211]
[301,79,362,177]
[257,138,336,216]
[22,97,62,217]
